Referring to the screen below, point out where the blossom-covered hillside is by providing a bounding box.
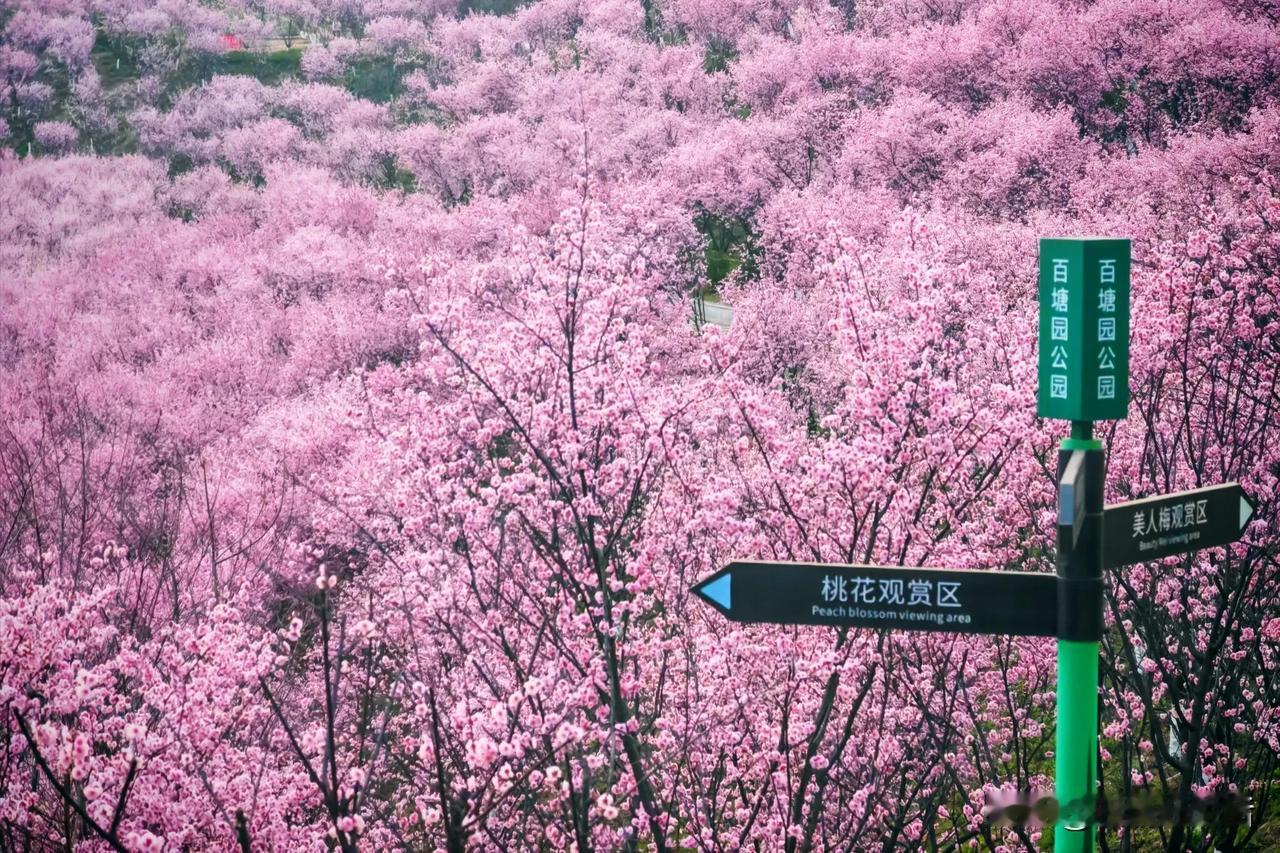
[1,1,1278,850]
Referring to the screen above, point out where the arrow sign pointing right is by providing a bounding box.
[1103,482,1256,569]
[692,561,1058,637]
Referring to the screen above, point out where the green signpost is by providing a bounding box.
[1040,238,1252,851]
[690,236,1256,850]
[1053,436,1105,852]
[1039,237,1130,853]
[1037,239,1130,422]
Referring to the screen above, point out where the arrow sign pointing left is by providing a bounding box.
[692,561,1058,637]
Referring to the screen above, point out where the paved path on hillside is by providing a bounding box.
[702,302,733,328]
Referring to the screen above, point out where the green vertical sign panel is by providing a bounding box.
[1037,238,1131,421]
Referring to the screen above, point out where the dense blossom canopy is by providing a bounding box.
[1,0,1278,851]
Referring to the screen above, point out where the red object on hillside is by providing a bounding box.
[221,33,243,51]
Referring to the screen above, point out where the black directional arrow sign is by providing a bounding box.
[692,561,1058,637]
[1058,449,1088,546]
[1103,482,1255,569]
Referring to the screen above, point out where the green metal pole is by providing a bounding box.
[1055,421,1103,853]
[1055,641,1098,850]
